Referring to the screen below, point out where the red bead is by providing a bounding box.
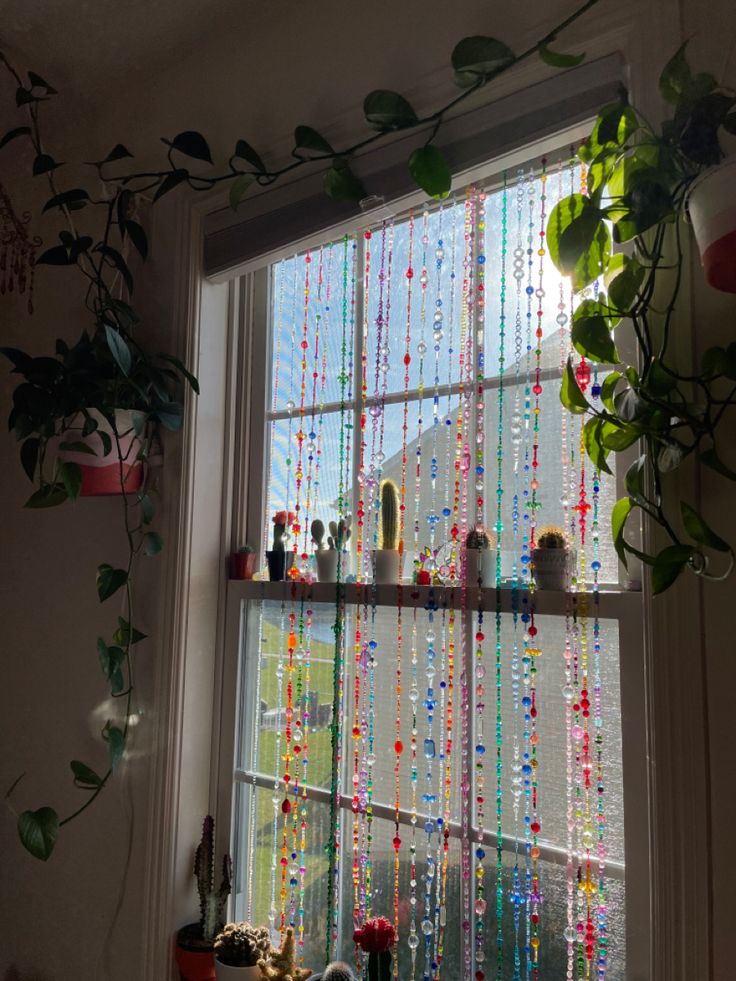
[282,799,291,813]
[530,820,541,834]
[395,740,404,754]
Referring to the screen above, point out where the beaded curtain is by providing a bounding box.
[241,162,625,981]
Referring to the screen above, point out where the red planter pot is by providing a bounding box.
[175,926,216,981]
[230,551,257,579]
[56,409,144,496]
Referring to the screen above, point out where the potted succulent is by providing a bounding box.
[531,526,574,590]
[230,545,256,580]
[266,510,294,581]
[175,816,233,981]
[213,922,271,981]
[373,480,401,583]
[463,525,497,586]
[353,917,396,981]
[311,518,336,582]
[258,926,312,981]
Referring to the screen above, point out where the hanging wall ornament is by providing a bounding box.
[0,182,40,313]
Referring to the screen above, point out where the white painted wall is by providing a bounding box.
[1,0,735,978]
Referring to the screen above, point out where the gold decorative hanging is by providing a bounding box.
[0,181,40,313]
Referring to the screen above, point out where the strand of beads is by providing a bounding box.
[300,245,325,568]
[413,211,430,564]
[428,206,446,569]
[521,171,536,588]
[290,251,312,574]
[269,605,288,933]
[421,608,438,979]
[279,610,298,927]
[433,606,451,975]
[443,203,459,563]
[407,604,420,971]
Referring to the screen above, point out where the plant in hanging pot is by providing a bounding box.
[175,816,233,981]
[373,480,401,583]
[213,922,271,981]
[266,510,294,581]
[463,525,497,586]
[531,526,575,591]
[687,153,736,294]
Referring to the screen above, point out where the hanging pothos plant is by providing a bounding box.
[3,0,729,860]
[548,42,736,593]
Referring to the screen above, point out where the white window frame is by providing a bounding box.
[214,135,652,978]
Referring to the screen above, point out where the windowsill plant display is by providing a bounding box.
[266,510,294,582]
[175,816,232,981]
[531,525,574,590]
[213,922,271,981]
[373,479,401,583]
[463,524,498,586]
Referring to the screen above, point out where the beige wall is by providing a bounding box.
[1,0,735,978]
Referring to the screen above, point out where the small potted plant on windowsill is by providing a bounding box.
[463,525,497,586]
[531,525,575,591]
[266,510,294,581]
[258,926,312,981]
[213,922,271,981]
[311,518,335,581]
[230,545,256,580]
[373,479,401,583]
[175,816,232,981]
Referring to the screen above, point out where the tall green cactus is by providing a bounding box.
[194,815,232,942]
[379,480,399,550]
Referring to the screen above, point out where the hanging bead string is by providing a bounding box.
[436,604,455,977]
[442,202,459,559]
[408,602,420,974]
[429,205,446,567]
[0,182,40,312]
[269,604,288,932]
[289,251,313,574]
[458,187,476,980]
[300,245,325,566]
[413,211,430,565]
[421,607,438,980]
[521,171,535,589]
[393,212,415,955]
[591,453,607,981]
[529,159,547,552]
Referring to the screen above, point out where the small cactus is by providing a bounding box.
[272,510,294,551]
[537,525,567,549]
[311,519,326,550]
[194,815,232,942]
[323,962,357,981]
[328,515,352,551]
[379,480,399,550]
[466,525,496,550]
[214,921,271,967]
[259,926,312,981]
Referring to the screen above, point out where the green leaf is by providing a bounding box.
[0,126,31,150]
[560,357,590,414]
[644,358,677,396]
[59,461,82,501]
[624,455,647,505]
[105,325,132,375]
[155,401,184,431]
[582,417,612,475]
[96,564,128,602]
[571,302,619,364]
[611,497,634,568]
[599,370,622,412]
[157,354,200,394]
[451,36,515,87]
[660,42,693,104]
[700,447,736,480]
[102,144,133,163]
[70,760,103,788]
[28,71,57,94]
[32,153,61,175]
[724,110,736,136]
[323,163,366,203]
[18,807,59,861]
[103,724,125,770]
[681,501,730,552]
[20,437,40,482]
[153,169,189,202]
[113,617,148,647]
[234,139,265,171]
[59,440,97,456]
[293,125,333,157]
[657,439,685,473]
[363,90,418,131]
[42,189,89,213]
[97,639,125,694]
[538,44,585,68]
[599,420,641,451]
[702,345,727,377]
[229,173,256,211]
[96,246,133,295]
[164,131,212,164]
[139,493,155,524]
[652,544,693,594]
[143,531,163,556]
[605,254,645,312]
[408,145,452,199]
[725,342,736,381]
[124,220,148,260]
[98,430,112,457]
[25,484,67,508]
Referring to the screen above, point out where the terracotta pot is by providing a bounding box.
[688,156,736,293]
[175,926,216,981]
[56,408,143,496]
[230,552,257,579]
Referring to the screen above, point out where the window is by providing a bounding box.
[223,151,645,980]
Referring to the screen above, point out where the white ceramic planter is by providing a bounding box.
[55,408,143,495]
[531,547,574,590]
[373,548,402,583]
[688,156,736,293]
[463,548,497,586]
[215,961,262,981]
[315,549,338,582]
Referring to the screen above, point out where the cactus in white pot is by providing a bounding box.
[374,480,402,583]
[531,525,575,590]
